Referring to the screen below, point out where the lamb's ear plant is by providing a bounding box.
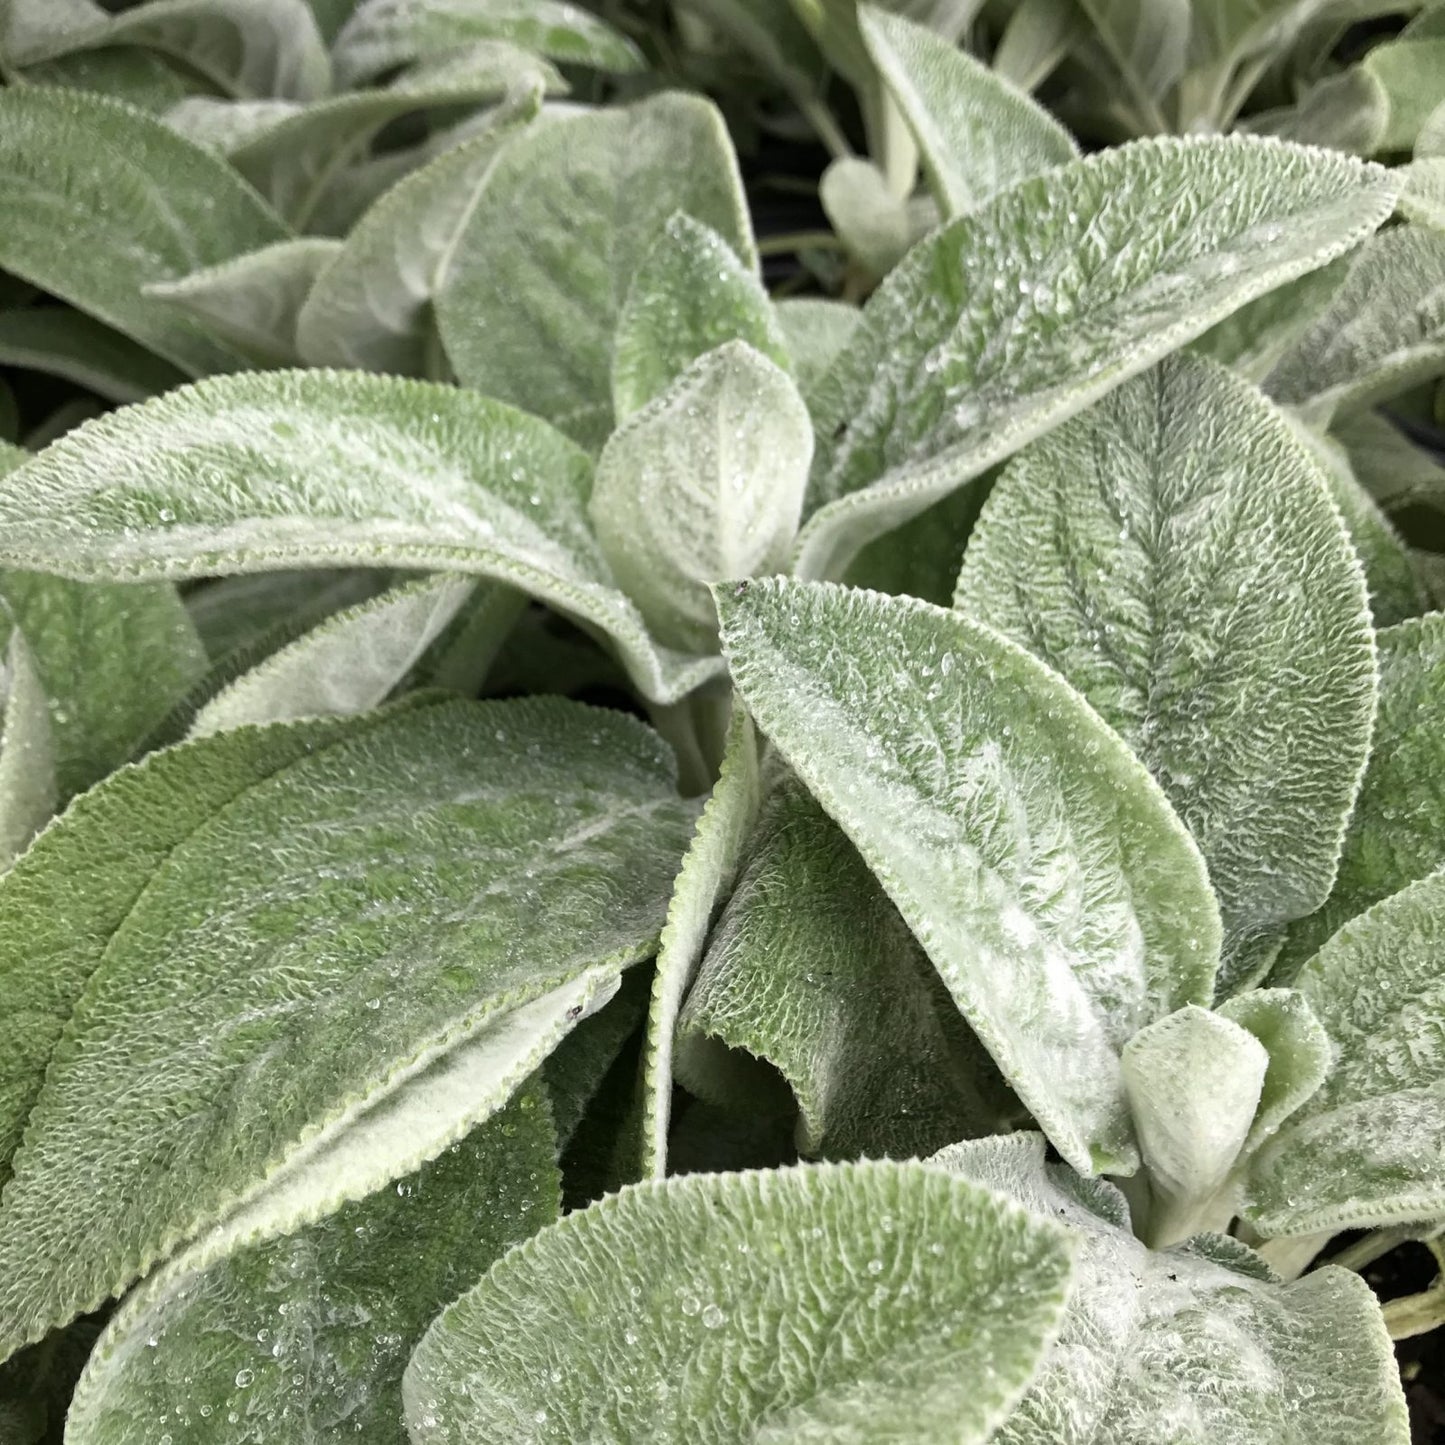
[1,4,1445,1439]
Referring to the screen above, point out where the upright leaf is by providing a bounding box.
[1248,867,1445,1235]
[146,238,341,368]
[0,631,55,869]
[0,89,289,377]
[1266,225,1445,419]
[934,1132,1410,1445]
[403,1160,1075,1443]
[611,213,789,420]
[0,697,697,1360]
[859,5,1076,218]
[64,1087,560,1445]
[679,765,1017,1160]
[332,0,643,85]
[801,136,1397,579]
[296,93,541,374]
[1363,38,1445,151]
[954,354,1376,964]
[716,577,1221,1174]
[591,342,813,654]
[1276,608,1445,977]
[436,94,756,447]
[0,371,724,704]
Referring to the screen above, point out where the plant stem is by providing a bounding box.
[1330,1226,1424,1275]
[757,231,846,257]
[1256,1229,1335,1281]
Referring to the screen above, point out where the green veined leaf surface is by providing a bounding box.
[436,94,756,448]
[64,1085,560,1445]
[934,1131,1410,1445]
[0,697,697,1360]
[800,136,1398,580]
[716,577,1221,1174]
[332,0,643,86]
[0,370,724,704]
[678,765,1017,1160]
[1275,608,1445,979]
[1265,224,1445,419]
[403,1160,1075,1444]
[859,5,1076,218]
[1248,866,1445,1235]
[611,213,789,421]
[954,353,1376,969]
[0,88,290,377]
[20,45,197,115]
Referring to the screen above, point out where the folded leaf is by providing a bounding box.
[1248,866,1445,1235]
[0,697,696,1360]
[679,765,1017,1160]
[592,342,813,654]
[1244,66,1389,155]
[640,706,760,1177]
[295,93,541,374]
[436,94,756,447]
[859,5,1076,218]
[611,213,789,420]
[0,308,186,404]
[1266,225,1445,419]
[64,1085,560,1445]
[6,0,330,100]
[189,573,479,737]
[934,1132,1410,1445]
[403,1160,1075,1443]
[0,88,290,377]
[954,353,1376,964]
[146,238,341,367]
[801,136,1398,579]
[0,631,55,869]
[1276,609,1445,979]
[716,577,1221,1174]
[0,370,724,704]
[332,0,643,86]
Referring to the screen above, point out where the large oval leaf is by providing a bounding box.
[1248,866,1445,1236]
[0,370,723,704]
[800,136,1398,579]
[436,94,756,447]
[403,1160,1075,1443]
[65,1085,560,1445]
[715,577,1221,1174]
[0,88,290,376]
[954,353,1376,974]
[0,697,696,1360]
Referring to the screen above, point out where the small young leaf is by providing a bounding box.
[403,1160,1075,1443]
[859,5,1076,218]
[591,342,813,654]
[332,0,643,86]
[641,705,760,1176]
[775,296,860,412]
[819,156,915,276]
[436,94,756,447]
[146,238,341,368]
[8,0,331,101]
[611,213,788,420]
[1245,67,1389,155]
[0,697,697,1360]
[295,92,541,374]
[64,1086,560,1445]
[0,631,56,870]
[0,88,290,377]
[954,354,1377,959]
[188,573,478,737]
[678,765,1017,1160]
[1075,0,1187,111]
[0,370,724,704]
[716,577,1221,1175]
[1248,866,1445,1235]
[0,308,186,404]
[934,1132,1410,1445]
[802,136,1398,579]
[1266,225,1445,420]
[1275,609,1445,978]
